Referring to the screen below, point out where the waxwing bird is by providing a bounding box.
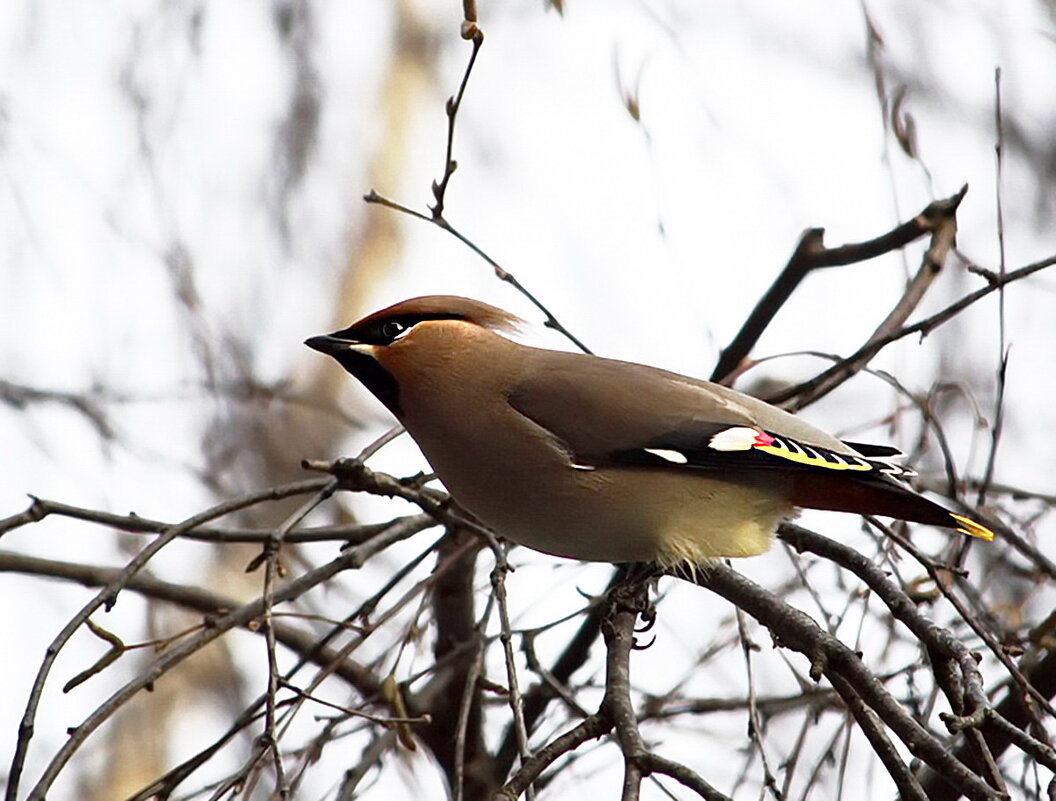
[305,296,993,566]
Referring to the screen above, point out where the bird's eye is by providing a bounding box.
[379,320,409,341]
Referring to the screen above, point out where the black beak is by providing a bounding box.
[304,331,397,413]
[304,334,357,355]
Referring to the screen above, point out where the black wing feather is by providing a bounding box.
[602,430,916,481]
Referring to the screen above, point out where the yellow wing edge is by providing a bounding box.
[951,514,995,542]
[754,444,872,472]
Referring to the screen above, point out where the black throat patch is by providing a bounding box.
[331,349,401,416]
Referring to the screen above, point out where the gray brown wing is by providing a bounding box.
[506,349,864,465]
[506,348,991,540]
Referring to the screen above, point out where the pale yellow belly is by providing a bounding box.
[447,464,793,567]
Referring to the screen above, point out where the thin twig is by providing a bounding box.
[429,20,483,220]
[917,646,1056,800]
[258,485,336,798]
[359,17,592,356]
[0,379,116,441]
[827,671,929,801]
[690,563,1003,801]
[491,542,535,796]
[733,603,783,798]
[496,576,609,775]
[5,478,331,801]
[977,67,1009,505]
[777,191,964,410]
[496,714,613,800]
[453,594,492,801]
[23,516,425,801]
[767,251,1056,408]
[0,494,394,544]
[710,189,967,384]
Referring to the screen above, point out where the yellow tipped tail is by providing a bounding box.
[950,513,995,542]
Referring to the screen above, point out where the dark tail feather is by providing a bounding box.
[790,474,994,541]
[840,440,904,458]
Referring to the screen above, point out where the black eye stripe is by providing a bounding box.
[331,313,468,346]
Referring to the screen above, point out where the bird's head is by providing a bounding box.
[305,295,523,414]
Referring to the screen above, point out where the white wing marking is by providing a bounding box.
[644,448,689,464]
[708,427,761,452]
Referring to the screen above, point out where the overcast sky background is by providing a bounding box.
[2,1,1055,798]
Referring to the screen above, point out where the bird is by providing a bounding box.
[305,295,993,567]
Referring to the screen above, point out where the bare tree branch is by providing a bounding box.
[711,187,967,385]
[767,252,1056,408]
